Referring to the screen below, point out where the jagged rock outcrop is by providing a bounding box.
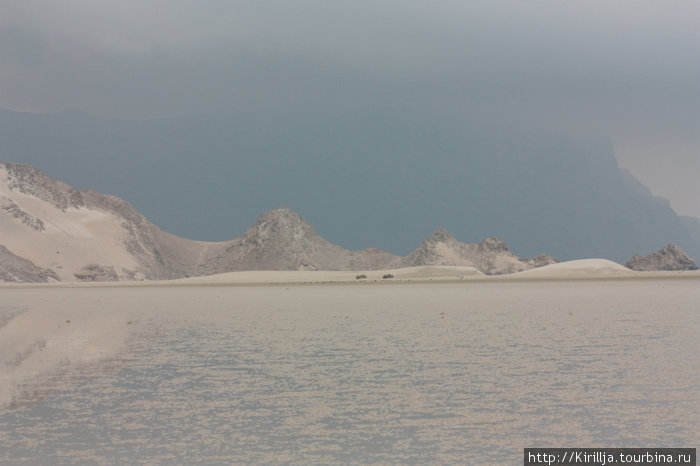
[198,208,401,273]
[522,253,559,269]
[625,244,697,271]
[1,196,45,231]
[478,236,510,254]
[0,244,59,283]
[401,230,472,268]
[400,229,557,275]
[73,263,119,282]
[3,162,85,210]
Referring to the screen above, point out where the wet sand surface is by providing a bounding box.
[1,279,698,464]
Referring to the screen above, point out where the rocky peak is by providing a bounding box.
[625,243,697,271]
[525,253,559,268]
[242,207,318,245]
[424,229,456,244]
[400,228,478,269]
[256,206,306,225]
[1,162,84,210]
[478,236,509,253]
[661,243,689,256]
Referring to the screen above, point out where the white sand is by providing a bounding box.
[0,166,140,281]
[162,265,484,285]
[0,278,697,463]
[4,260,691,287]
[510,258,633,277]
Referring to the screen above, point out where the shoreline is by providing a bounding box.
[1,265,699,289]
[2,275,697,417]
[2,278,697,449]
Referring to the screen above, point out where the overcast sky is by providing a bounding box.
[1,0,698,217]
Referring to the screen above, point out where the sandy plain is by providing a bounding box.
[0,265,698,463]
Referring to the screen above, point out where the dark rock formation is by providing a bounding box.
[522,253,559,268]
[74,264,119,282]
[625,244,697,271]
[0,244,59,282]
[478,237,510,254]
[3,162,84,210]
[0,196,44,231]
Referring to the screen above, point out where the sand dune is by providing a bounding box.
[510,259,634,278]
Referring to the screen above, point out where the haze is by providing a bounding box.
[1,0,698,218]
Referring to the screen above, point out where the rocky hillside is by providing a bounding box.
[0,162,402,281]
[0,244,59,283]
[1,162,562,282]
[198,208,402,273]
[401,229,558,275]
[0,162,206,281]
[625,244,697,271]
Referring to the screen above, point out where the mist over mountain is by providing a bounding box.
[0,107,697,263]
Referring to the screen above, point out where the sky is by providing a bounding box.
[1,0,698,217]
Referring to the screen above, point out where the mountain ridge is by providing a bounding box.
[0,162,567,282]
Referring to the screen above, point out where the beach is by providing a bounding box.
[1,270,698,463]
